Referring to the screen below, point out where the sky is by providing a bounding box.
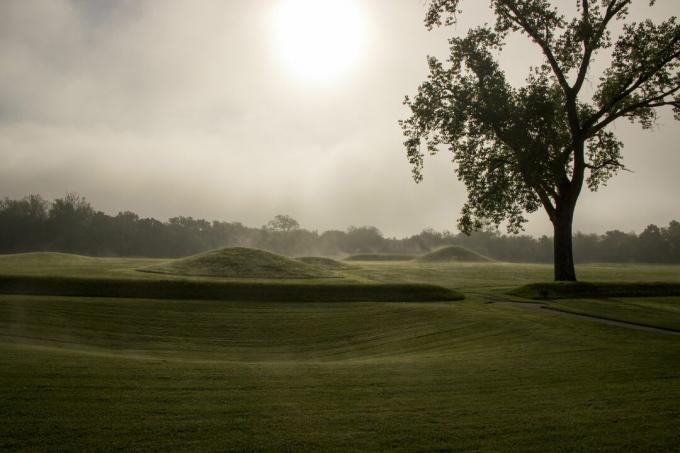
[0,0,678,238]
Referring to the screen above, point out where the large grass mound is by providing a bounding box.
[418,246,493,263]
[142,247,333,279]
[345,253,417,262]
[510,281,680,300]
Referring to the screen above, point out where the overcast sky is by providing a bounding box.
[1,0,678,237]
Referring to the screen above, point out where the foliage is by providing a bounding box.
[264,214,300,233]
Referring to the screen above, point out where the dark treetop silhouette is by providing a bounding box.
[401,0,680,281]
[2,194,679,263]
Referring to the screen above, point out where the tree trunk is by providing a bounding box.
[552,208,577,281]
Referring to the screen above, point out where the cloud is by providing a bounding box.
[0,0,678,237]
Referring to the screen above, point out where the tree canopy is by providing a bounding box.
[265,214,301,233]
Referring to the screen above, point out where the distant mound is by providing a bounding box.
[141,247,333,279]
[297,257,353,270]
[344,254,417,262]
[418,246,493,263]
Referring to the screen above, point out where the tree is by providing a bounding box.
[343,226,385,253]
[0,194,48,252]
[663,220,680,261]
[401,0,679,280]
[47,193,95,253]
[264,214,300,233]
[637,223,670,262]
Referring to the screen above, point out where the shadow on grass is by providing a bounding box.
[0,275,464,303]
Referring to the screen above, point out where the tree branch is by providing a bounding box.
[487,122,558,218]
[499,1,571,95]
[573,0,631,96]
[585,159,628,172]
[500,1,584,138]
[586,40,680,129]
[591,84,680,134]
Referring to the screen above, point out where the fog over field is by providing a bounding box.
[1,0,678,237]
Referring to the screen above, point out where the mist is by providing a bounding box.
[1,0,678,237]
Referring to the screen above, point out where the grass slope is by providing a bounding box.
[142,247,332,279]
[2,253,680,450]
[511,281,680,299]
[344,253,417,261]
[3,253,680,288]
[296,256,353,270]
[1,294,679,451]
[0,274,462,303]
[548,297,680,331]
[418,246,493,263]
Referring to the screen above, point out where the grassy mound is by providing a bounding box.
[141,247,332,279]
[344,254,417,262]
[510,281,680,300]
[418,246,493,263]
[297,257,353,270]
[0,275,463,302]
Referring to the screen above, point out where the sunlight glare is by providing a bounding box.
[273,0,367,83]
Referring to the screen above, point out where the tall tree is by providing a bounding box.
[264,215,300,233]
[401,0,679,280]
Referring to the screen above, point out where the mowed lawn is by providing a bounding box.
[1,254,679,451]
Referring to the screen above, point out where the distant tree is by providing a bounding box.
[0,194,48,252]
[318,230,346,256]
[47,193,95,253]
[637,224,670,262]
[401,0,679,280]
[264,214,300,233]
[598,230,637,262]
[343,226,385,254]
[573,232,600,262]
[663,220,680,262]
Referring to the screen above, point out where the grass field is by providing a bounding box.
[344,253,418,261]
[548,297,680,331]
[1,252,679,451]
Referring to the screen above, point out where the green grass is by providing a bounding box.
[343,261,680,291]
[296,256,354,270]
[1,252,680,451]
[344,253,418,261]
[546,297,680,331]
[0,251,161,279]
[2,294,679,451]
[511,281,680,299]
[142,247,333,279]
[0,274,462,302]
[418,245,493,263]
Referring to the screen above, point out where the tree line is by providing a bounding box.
[1,194,679,263]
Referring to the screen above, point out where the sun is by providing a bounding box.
[272,0,367,83]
